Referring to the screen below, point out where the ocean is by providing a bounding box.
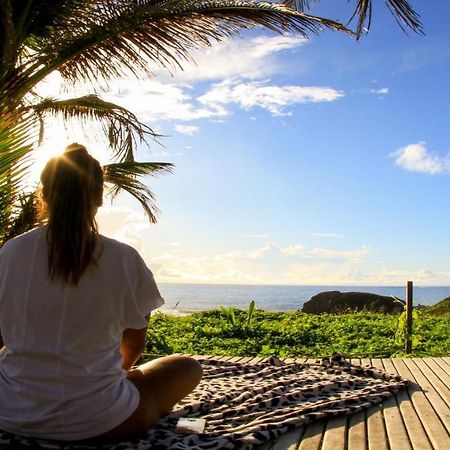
[157,283,450,314]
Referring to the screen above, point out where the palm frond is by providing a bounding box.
[24,0,351,89]
[283,0,423,38]
[385,0,423,36]
[104,161,174,223]
[0,115,35,243]
[0,191,39,246]
[0,116,34,190]
[30,94,161,162]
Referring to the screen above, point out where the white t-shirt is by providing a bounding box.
[0,227,164,440]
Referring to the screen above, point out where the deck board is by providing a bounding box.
[371,359,412,450]
[391,359,446,449]
[382,358,430,450]
[388,358,449,450]
[252,357,450,450]
[321,415,347,450]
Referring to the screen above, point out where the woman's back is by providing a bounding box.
[0,226,163,440]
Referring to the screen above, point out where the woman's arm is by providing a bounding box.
[120,321,149,370]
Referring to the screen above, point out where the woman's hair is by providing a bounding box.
[40,143,104,285]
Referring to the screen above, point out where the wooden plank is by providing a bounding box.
[441,357,450,366]
[226,356,245,363]
[403,358,450,434]
[366,404,388,450]
[283,358,298,364]
[431,357,450,374]
[371,359,412,450]
[348,355,367,450]
[361,359,388,450]
[297,419,326,450]
[238,356,256,363]
[392,358,450,450]
[321,415,347,450]
[295,358,309,364]
[272,427,305,450]
[382,358,432,450]
[420,358,450,408]
[348,409,367,450]
[250,357,268,364]
[195,354,223,361]
[360,358,373,369]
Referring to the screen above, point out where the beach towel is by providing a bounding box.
[0,355,408,450]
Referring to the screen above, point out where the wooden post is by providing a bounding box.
[405,281,413,354]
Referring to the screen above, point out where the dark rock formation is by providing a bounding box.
[302,291,405,314]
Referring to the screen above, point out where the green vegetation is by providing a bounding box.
[422,296,450,315]
[145,306,450,359]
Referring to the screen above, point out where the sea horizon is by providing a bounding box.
[156,282,450,313]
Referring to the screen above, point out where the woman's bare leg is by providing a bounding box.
[97,355,203,440]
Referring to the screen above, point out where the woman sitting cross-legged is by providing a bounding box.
[0,143,202,441]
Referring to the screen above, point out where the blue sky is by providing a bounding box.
[37,2,450,286]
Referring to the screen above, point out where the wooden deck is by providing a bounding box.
[199,356,450,450]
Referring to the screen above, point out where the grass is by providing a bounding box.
[145,306,450,359]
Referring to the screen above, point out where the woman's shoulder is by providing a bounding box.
[0,227,45,254]
[99,234,141,260]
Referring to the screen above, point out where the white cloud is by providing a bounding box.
[225,242,279,259]
[146,242,373,284]
[390,142,450,174]
[304,232,343,238]
[101,34,341,122]
[370,87,389,94]
[303,246,370,262]
[168,242,182,247]
[157,34,307,82]
[372,267,450,286]
[285,263,368,285]
[280,245,304,256]
[106,79,227,122]
[105,76,343,123]
[96,206,152,251]
[243,234,271,240]
[198,79,344,116]
[175,124,200,135]
[142,239,450,286]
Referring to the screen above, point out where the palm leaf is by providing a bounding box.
[22,0,351,89]
[30,94,162,162]
[0,191,39,246]
[0,115,34,193]
[0,115,35,243]
[104,161,174,223]
[385,0,423,35]
[283,0,424,37]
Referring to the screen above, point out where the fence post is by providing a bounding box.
[405,281,413,354]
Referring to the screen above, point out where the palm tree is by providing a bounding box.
[0,0,422,244]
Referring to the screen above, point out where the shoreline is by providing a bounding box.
[157,285,450,313]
